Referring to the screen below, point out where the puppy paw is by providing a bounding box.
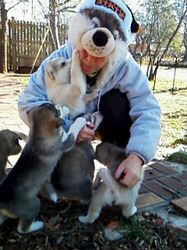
[72,48,79,57]
[17,221,45,234]
[28,221,45,233]
[84,89,99,103]
[79,215,90,224]
[62,106,70,116]
[50,192,58,203]
[72,49,80,66]
[93,88,100,98]
[122,205,137,218]
[74,117,86,129]
[131,206,137,216]
[56,104,70,118]
[55,104,62,111]
[68,117,86,140]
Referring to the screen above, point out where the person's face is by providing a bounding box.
[78,49,108,75]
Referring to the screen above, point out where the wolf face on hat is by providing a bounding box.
[68,0,140,59]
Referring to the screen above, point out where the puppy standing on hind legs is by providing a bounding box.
[79,142,144,224]
[45,49,87,119]
[40,111,103,204]
[0,104,86,234]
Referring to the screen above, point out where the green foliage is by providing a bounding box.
[136,0,185,56]
[170,32,185,54]
[122,217,151,242]
[167,151,187,164]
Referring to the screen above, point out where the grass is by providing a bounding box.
[121,217,151,242]
[151,80,186,149]
[151,77,186,93]
[167,152,187,164]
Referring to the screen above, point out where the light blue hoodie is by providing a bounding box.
[18,43,161,164]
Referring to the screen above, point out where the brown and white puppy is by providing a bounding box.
[0,130,26,182]
[40,111,103,204]
[0,104,86,234]
[45,49,87,119]
[79,142,144,224]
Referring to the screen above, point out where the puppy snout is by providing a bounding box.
[93,31,108,47]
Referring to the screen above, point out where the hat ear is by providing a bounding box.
[125,4,141,34]
[131,19,141,34]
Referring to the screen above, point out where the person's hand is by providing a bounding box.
[114,154,143,188]
[76,122,95,143]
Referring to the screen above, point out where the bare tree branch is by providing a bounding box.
[6,0,22,12]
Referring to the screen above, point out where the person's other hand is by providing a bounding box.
[76,122,95,143]
[114,154,143,188]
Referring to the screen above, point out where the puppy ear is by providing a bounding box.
[15,132,27,142]
[26,108,33,116]
[46,67,55,80]
[11,135,20,147]
[55,118,65,128]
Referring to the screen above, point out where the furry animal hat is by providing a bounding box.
[68,0,140,58]
[68,0,141,95]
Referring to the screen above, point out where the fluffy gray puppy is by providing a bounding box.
[0,129,26,182]
[51,141,95,203]
[40,111,103,204]
[0,104,86,234]
[79,142,144,224]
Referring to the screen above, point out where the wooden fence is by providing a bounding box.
[3,18,68,73]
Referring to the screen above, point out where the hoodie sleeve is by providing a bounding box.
[18,45,73,132]
[117,55,161,163]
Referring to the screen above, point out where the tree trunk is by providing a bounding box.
[131,35,140,59]
[153,9,187,75]
[183,48,187,62]
[0,1,7,73]
[183,16,187,62]
[49,0,58,51]
[147,8,187,82]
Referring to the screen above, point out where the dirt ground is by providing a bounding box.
[0,198,186,250]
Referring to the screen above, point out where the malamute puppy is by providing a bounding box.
[45,49,87,119]
[0,104,86,233]
[0,129,26,182]
[79,142,144,224]
[40,111,103,204]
